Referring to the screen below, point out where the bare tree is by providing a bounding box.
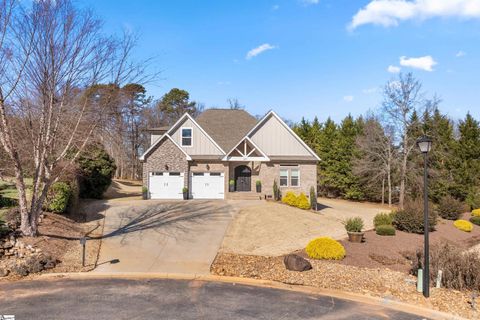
[227,98,245,110]
[382,73,423,209]
[0,0,153,236]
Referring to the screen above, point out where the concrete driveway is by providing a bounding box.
[93,199,238,274]
[221,198,390,256]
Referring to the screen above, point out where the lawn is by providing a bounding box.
[0,178,33,220]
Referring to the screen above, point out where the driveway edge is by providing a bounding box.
[38,272,466,320]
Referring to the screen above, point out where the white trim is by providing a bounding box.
[226,156,270,162]
[180,126,193,147]
[222,136,270,161]
[290,167,300,187]
[243,110,321,161]
[139,134,192,161]
[279,167,289,187]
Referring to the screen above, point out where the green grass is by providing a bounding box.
[0,177,33,200]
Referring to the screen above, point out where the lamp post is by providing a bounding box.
[417,135,433,298]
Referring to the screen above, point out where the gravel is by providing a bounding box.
[211,253,479,319]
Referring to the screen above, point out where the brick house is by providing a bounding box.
[140,109,319,200]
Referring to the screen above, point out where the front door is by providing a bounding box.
[235,165,251,192]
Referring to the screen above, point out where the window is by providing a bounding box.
[210,172,221,176]
[151,172,163,176]
[181,127,192,146]
[280,169,289,186]
[290,169,300,187]
[193,172,204,176]
[169,172,180,176]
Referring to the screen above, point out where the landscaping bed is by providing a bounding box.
[211,253,478,319]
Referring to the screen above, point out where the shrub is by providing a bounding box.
[453,219,473,232]
[229,179,234,186]
[0,195,18,208]
[466,189,480,211]
[375,224,396,236]
[472,209,480,217]
[344,217,364,233]
[182,187,188,193]
[436,196,466,220]
[373,212,394,228]
[410,242,480,290]
[470,216,480,226]
[305,237,345,260]
[282,191,297,206]
[256,180,261,186]
[46,182,73,214]
[309,186,317,210]
[344,189,364,201]
[296,193,311,210]
[142,186,148,194]
[273,180,281,201]
[393,200,437,234]
[77,144,116,199]
[0,218,10,238]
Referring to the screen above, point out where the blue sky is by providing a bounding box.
[81,0,480,123]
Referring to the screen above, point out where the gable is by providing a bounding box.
[169,117,224,156]
[141,134,191,161]
[249,113,317,158]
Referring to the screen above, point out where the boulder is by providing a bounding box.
[11,264,29,276]
[0,268,8,277]
[283,254,312,272]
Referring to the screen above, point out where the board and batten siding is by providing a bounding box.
[249,115,311,156]
[170,118,223,155]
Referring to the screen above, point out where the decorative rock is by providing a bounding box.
[0,268,9,277]
[11,264,28,276]
[283,254,312,272]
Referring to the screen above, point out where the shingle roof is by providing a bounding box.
[195,109,258,152]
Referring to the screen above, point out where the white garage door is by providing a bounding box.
[190,172,225,199]
[149,172,184,199]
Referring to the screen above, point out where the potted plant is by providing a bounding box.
[229,179,235,192]
[182,187,189,200]
[256,180,262,193]
[344,217,364,243]
[142,186,148,200]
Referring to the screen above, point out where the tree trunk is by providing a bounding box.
[381,177,385,205]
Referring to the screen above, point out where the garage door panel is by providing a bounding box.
[190,172,224,199]
[149,172,184,199]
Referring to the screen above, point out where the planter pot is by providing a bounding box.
[256,185,261,193]
[142,192,148,200]
[347,231,364,243]
[229,185,235,192]
[183,192,188,200]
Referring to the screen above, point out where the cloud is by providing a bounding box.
[399,55,437,71]
[387,65,401,73]
[246,43,277,60]
[343,95,354,102]
[272,4,280,10]
[362,87,379,94]
[349,0,480,30]
[301,0,320,5]
[456,50,466,57]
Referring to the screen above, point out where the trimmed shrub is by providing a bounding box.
[393,200,437,234]
[296,193,311,210]
[46,182,73,213]
[373,212,394,228]
[436,196,466,220]
[375,224,396,236]
[470,216,480,226]
[344,217,364,233]
[472,209,480,217]
[411,242,480,290]
[305,237,345,260]
[453,219,473,232]
[282,191,297,206]
[309,186,317,210]
[273,180,281,201]
[77,144,116,199]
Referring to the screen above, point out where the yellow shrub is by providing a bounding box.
[472,209,480,217]
[305,237,346,260]
[454,219,473,232]
[282,191,298,206]
[296,193,311,210]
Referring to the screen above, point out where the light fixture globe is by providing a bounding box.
[417,135,433,154]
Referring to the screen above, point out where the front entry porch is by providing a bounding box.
[227,162,263,200]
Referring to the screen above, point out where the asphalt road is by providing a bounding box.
[0,278,428,320]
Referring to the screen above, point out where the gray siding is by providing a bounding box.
[170,118,224,155]
[249,115,312,156]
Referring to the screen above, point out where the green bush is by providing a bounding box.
[296,193,311,210]
[344,217,364,232]
[46,182,73,213]
[436,196,466,220]
[305,237,345,260]
[0,218,10,237]
[309,186,317,210]
[273,180,281,201]
[466,189,480,211]
[470,216,480,226]
[77,144,116,199]
[373,212,394,228]
[393,200,437,234]
[0,195,18,208]
[282,191,297,206]
[375,224,396,236]
[344,189,364,201]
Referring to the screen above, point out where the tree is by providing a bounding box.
[227,98,245,110]
[382,73,423,209]
[152,88,201,126]
[0,0,153,236]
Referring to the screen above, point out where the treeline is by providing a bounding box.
[294,73,480,209]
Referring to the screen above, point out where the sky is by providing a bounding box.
[80,0,480,123]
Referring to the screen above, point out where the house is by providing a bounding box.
[139,109,319,200]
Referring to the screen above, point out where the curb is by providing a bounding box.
[38,272,467,320]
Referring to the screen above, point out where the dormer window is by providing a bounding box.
[181,127,192,146]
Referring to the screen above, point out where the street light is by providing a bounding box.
[417,135,432,298]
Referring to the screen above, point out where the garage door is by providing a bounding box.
[149,172,184,199]
[190,172,225,199]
